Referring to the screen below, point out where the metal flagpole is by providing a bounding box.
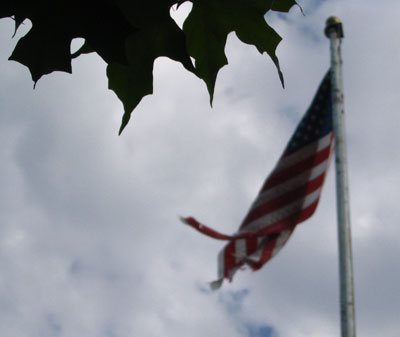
[325,17,356,337]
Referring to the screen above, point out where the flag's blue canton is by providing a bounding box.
[286,72,332,154]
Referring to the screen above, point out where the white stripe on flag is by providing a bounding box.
[250,158,330,210]
[275,132,332,171]
[243,187,322,232]
[271,229,292,257]
[217,248,225,280]
[235,239,246,263]
[245,236,266,264]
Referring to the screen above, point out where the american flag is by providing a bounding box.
[182,71,334,289]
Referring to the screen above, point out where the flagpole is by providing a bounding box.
[325,17,356,337]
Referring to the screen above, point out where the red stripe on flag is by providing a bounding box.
[183,195,322,246]
[181,217,235,240]
[243,198,321,238]
[241,173,326,227]
[224,241,236,280]
[261,146,331,190]
[246,237,258,256]
[255,234,280,270]
[223,200,320,275]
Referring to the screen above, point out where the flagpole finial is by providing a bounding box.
[325,16,344,38]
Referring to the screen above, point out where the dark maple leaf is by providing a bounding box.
[1,0,297,133]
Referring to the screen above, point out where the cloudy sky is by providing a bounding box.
[1,1,399,337]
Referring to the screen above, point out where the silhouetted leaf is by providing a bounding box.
[183,0,295,102]
[0,0,297,133]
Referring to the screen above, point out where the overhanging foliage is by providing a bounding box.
[0,0,297,134]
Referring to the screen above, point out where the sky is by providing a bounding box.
[1,1,399,337]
